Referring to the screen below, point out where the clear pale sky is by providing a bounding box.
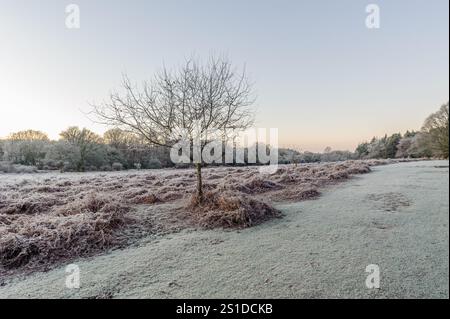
[0,0,448,152]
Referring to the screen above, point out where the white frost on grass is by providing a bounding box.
[0,160,447,298]
[0,159,422,274]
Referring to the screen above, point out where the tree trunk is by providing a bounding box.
[79,147,86,172]
[196,163,203,203]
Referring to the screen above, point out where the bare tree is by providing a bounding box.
[9,130,49,142]
[92,56,255,202]
[4,130,49,165]
[422,102,449,158]
[60,127,103,171]
[103,128,142,149]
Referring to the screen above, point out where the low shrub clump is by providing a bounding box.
[0,162,38,174]
[188,191,282,229]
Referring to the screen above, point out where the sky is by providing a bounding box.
[0,0,448,152]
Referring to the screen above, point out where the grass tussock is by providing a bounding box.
[0,194,132,269]
[188,191,282,229]
[275,185,321,201]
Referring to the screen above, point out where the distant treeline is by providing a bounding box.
[0,127,285,172]
[0,103,447,172]
[283,102,448,164]
[0,127,171,172]
[356,102,448,160]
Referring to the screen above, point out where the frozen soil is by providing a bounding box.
[0,160,447,298]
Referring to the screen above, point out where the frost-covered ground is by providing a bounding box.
[0,160,448,298]
[0,160,383,274]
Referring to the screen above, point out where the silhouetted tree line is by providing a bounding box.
[0,102,448,172]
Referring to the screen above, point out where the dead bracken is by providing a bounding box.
[188,190,282,229]
[0,159,410,272]
[0,194,132,269]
